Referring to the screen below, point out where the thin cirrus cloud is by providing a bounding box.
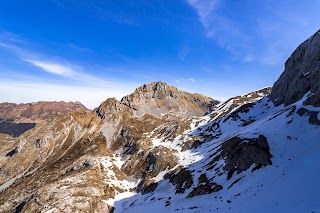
[20,57,105,85]
[0,32,138,108]
[0,47,136,108]
[23,59,75,77]
[186,0,252,62]
[0,34,108,86]
[175,78,196,83]
[186,0,320,65]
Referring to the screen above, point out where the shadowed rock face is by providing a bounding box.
[297,108,320,125]
[221,135,272,179]
[270,29,320,106]
[187,174,223,198]
[164,168,194,194]
[204,135,273,180]
[95,98,133,121]
[0,119,35,137]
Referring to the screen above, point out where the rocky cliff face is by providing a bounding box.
[270,30,320,106]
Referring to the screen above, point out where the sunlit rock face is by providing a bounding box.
[120,81,219,118]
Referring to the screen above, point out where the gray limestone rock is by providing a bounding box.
[270,30,320,106]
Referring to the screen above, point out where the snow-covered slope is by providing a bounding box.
[105,30,320,213]
[111,93,320,213]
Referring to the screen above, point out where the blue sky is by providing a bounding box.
[0,0,319,109]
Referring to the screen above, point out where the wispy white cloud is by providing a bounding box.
[0,33,112,85]
[175,78,196,83]
[0,31,27,44]
[186,0,221,26]
[0,31,141,108]
[19,57,108,85]
[186,0,252,62]
[68,44,94,53]
[178,45,191,61]
[186,0,241,38]
[23,59,75,76]
[186,0,320,65]
[201,65,231,73]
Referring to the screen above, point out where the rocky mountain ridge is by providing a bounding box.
[96,81,219,120]
[120,81,219,117]
[0,101,88,123]
[0,30,320,213]
[0,81,264,212]
[0,101,88,137]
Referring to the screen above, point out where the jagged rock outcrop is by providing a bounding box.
[95,98,133,121]
[220,135,272,179]
[120,81,219,117]
[95,81,218,122]
[270,29,320,106]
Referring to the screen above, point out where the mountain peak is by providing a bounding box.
[117,81,219,117]
[131,81,178,98]
[144,81,173,92]
[95,81,219,119]
[95,97,133,120]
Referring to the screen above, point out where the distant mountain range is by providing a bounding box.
[0,30,319,213]
[0,101,88,137]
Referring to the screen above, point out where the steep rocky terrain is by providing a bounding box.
[270,29,320,106]
[0,101,88,137]
[0,82,217,212]
[0,30,320,213]
[120,81,219,118]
